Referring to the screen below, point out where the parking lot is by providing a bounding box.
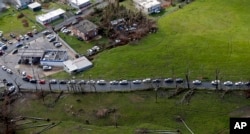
[0,31,76,79]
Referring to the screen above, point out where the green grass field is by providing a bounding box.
[54,0,250,81]
[14,90,250,134]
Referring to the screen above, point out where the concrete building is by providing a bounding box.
[15,0,33,9]
[40,50,68,67]
[133,0,161,14]
[68,0,91,9]
[63,56,93,74]
[71,19,98,40]
[28,2,41,11]
[36,8,65,25]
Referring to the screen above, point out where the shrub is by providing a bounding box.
[17,13,24,18]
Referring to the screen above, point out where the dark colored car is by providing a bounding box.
[164,78,174,83]
[152,79,161,83]
[9,33,16,38]
[1,37,8,42]
[175,78,184,84]
[27,32,33,37]
[12,49,18,54]
[30,79,37,84]
[6,82,13,86]
[22,77,30,82]
[59,80,67,84]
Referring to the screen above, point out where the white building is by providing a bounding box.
[36,8,65,25]
[133,0,161,14]
[28,2,41,11]
[68,0,91,9]
[63,56,93,74]
[15,0,33,9]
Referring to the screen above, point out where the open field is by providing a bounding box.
[0,7,42,36]
[50,0,250,81]
[13,90,250,134]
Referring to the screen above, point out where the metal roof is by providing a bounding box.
[36,8,65,22]
[28,2,41,9]
[18,49,45,58]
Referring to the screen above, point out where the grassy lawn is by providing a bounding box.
[0,7,42,37]
[14,90,250,134]
[71,0,250,81]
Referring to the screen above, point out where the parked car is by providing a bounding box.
[152,79,161,83]
[30,79,37,84]
[175,78,184,84]
[9,33,16,38]
[164,78,174,83]
[119,80,128,85]
[87,80,95,84]
[22,77,30,82]
[43,65,52,71]
[12,49,18,54]
[68,80,76,84]
[77,80,86,85]
[211,80,220,86]
[22,71,26,76]
[6,82,13,86]
[19,35,24,40]
[0,50,4,56]
[1,37,8,42]
[142,78,151,83]
[245,82,250,86]
[132,80,142,84]
[97,80,106,85]
[1,65,7,71]
[54,42,62,48]
[110,80,119,85]
[8,86,16,95]
[42,30,51,35]
[75,10,82,15]
[27,32,33,37]
[223,81,233,86]
[24,34,29,40]
[6,69,13,74]
[33,29,38,34]
[48,36,56,42]
[59,80,67,84]
[49,79,57,84]
[235,81,243,86]
[39,79,46,84]
[192,80,202,85]
[16,42,23,48]
[8,40,13,44]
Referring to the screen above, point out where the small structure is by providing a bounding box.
[28,2,41,11]
[40,49,68,67]
[133,0,161,14]
[15,0,33,9]
[71,19,98,40]
[63,56,93,74]
[68,0,91,9]
[36,8,65,25]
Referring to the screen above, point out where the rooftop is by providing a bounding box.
[133,0,161,8]
[28,2,41,9]
[63,56,93,72]
[41,50,68,62]
[73,20,98,33]
[36,8,65,22]
[69,0,90,6]
[18,49,45,58]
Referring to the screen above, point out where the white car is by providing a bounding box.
[0,31,3,37]
[110,80,119,85]
[235,81,243,86]
[19,35,24,40]
[24,34,29,40]
[54,42,62,48]
[22,71,26,76]
[87,80,95,84]
[142,78,151,83]
[192,80,202,85]
[6,69,13,74]
[119,80,128,85]
[211,80,220,86]
[43,65,52,71]
[1,65,7,71]
[132,80,142,84]
[223,81,233,86]
[68,80,76,84]
[97,80,106,85]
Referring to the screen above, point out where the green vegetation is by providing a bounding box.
[0,8,42,36]
[15,90,250,134]
[59,0,250,81]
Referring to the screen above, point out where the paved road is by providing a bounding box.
[0,66,249,94]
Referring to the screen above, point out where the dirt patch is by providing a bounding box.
[129,95,145,103]
[229,105,250,117]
